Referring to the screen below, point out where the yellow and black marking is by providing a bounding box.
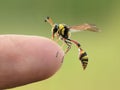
[79,48,88,70]
[57,24,70,39]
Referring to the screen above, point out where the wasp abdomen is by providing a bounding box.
[79,49,88,70]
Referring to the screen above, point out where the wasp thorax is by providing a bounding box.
[58,24,64,30]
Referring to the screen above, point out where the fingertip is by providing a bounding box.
[0,35,64,89]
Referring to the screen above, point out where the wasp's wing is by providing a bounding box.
[45,17,54,26]
[69,23,100,32]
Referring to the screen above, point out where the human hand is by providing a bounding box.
[0,35,64,89]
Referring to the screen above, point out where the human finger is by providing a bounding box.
[0,35,64,89]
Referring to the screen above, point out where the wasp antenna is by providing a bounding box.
[45,19,47,22]
[45,16,54,26]
[45,16,49,22]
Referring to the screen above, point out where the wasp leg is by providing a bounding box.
[61,40,65,49]
[64,39,72,54]
[55,38,59,42]
[55,33,60,42]
[67,39,80,48]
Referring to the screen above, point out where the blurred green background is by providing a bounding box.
[0,0,120,90]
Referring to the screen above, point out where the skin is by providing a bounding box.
[0,35,64,89]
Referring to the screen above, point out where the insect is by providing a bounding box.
[45,17,100,70]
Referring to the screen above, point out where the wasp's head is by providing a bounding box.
[52,24,59,34]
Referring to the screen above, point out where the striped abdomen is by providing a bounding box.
[79,48,88,70]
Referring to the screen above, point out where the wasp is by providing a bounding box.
[45,17,100,70]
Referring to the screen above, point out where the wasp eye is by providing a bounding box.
[53,24,58,33]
